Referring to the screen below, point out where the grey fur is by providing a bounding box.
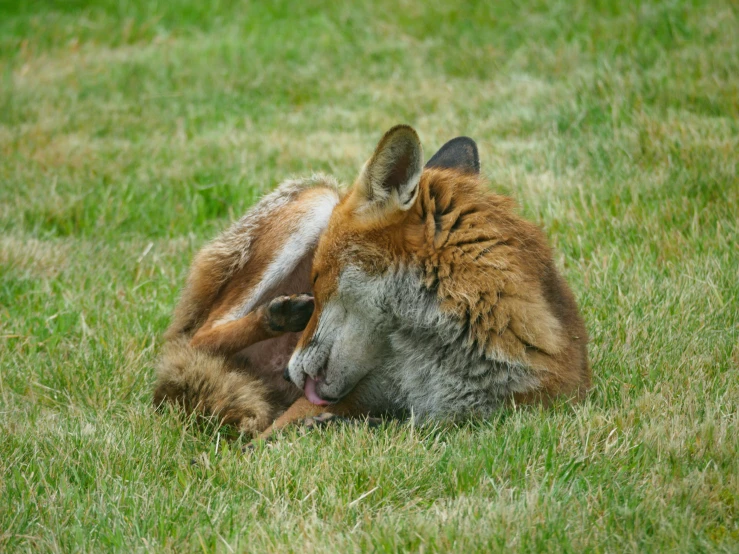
[289,266,540,421]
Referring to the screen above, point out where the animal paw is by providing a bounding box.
[266,294,314,332]
[301,412,346,429]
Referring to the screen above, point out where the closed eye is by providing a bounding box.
[312,273,319,286]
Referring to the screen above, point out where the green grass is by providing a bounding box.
[1,0,738,551]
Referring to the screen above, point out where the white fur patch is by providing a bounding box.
[218,192,338,324]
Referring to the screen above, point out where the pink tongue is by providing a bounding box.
[304,376,330,406]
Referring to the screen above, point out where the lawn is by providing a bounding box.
[1,0,737,551]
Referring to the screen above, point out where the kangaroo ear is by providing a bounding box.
[425,136,480,174]
[356,125,423,212]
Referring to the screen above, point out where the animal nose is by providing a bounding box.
[283,366,292,382]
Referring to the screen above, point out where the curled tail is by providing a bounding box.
[153,337,275,436]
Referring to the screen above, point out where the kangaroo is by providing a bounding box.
[266,125,590,437]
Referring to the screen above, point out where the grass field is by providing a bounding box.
[1,0,738,551]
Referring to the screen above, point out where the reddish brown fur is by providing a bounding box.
[154,130,590,441]
[408,169,591,400]
[153,177,339,436]
[299,168,589,404]
[278,163,589,434]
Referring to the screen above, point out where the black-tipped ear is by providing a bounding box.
[425,136,480,174]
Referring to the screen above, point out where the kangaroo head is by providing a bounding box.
[286,125,479,405]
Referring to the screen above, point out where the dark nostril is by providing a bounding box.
[283,367,292,382]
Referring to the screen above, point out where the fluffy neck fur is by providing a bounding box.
[350,168,590,414]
